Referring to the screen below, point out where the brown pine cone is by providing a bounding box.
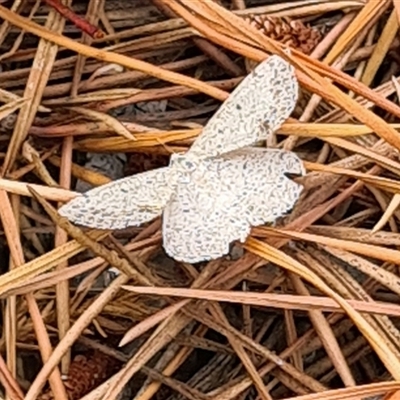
[39,351,121,400]
[244,15,322,73]
[245,15,322,55]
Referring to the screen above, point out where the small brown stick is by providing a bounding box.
[43,0,104,39]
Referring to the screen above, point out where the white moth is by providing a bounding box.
[59,55,305,263]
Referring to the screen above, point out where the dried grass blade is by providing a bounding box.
[0,352,24,400]
[24,273,129,400]
[122,286,400,317]
[360,8,398,86]
[262,228,400,266]
[286,381,400,400]
[372,193,400,233]
[0,179,77,201]
[319,136,400,175]
[245,237,400,379]
[75,131,198,152]
[44,89,142,105]
[0,97,27,121]
[304,162,400,193]
[290,275,355,387]
[324,0,391,64]
[68,106,136,141]
[0,190,69,400]
[0,6,229,101]
[280,123,400,138]
[0,230,108,297]
[2,6,69,174]
[119,301,189,347]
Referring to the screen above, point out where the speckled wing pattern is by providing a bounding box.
[58,168,173,230]
[58,54,303,263]
[186,55,298,159]
[163,148,304,263]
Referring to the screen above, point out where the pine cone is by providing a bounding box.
[39,351,121,400]
[244,15,322,72]
[246,15,321,55]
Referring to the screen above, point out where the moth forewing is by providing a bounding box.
[58,167,173,230]
[186,55,299,160]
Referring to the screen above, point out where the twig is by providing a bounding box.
[43,0,104,39]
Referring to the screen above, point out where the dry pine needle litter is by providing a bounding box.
[59,54,305,263]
